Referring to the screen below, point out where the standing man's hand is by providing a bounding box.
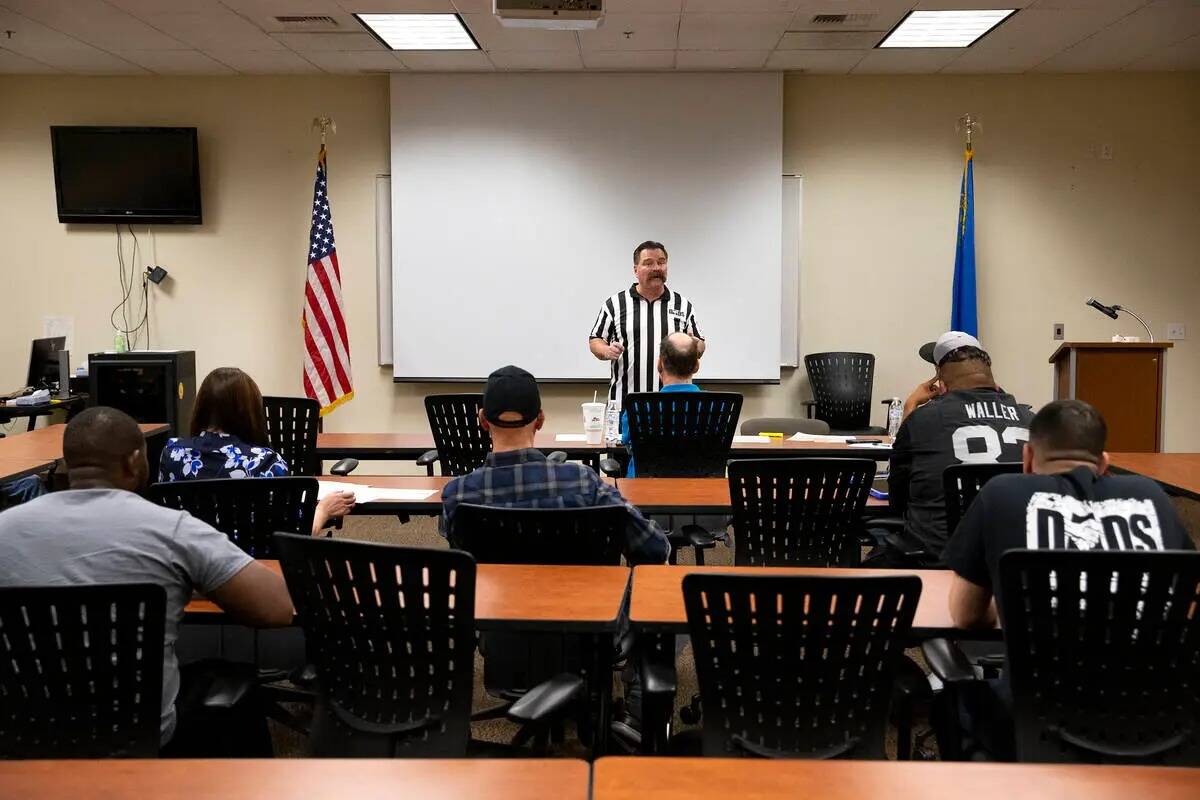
[903,377,944,417]
[603,341,625,361]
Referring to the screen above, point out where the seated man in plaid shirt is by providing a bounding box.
[439,364,670,565]
[440,364,669,746]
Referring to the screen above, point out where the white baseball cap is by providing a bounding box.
[919,331,983,365]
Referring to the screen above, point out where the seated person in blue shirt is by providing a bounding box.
[158,367,354,534]
[620,331,702,477]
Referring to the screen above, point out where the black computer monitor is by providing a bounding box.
[26,337,66,390]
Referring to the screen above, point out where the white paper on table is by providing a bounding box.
[732,435,772,444]
[358,488,438,503]
[787,432,856,443]
[317,481,361,499]
[555,433,589,442]
[848,442,891,449]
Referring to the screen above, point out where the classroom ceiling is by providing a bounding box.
[0,0,1197,76]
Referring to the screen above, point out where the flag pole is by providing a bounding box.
[957,112,977,154]
[312,115,336,146]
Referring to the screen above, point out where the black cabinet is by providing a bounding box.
[88,350,196,437]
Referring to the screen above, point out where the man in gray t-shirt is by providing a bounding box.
[0,407,294,745]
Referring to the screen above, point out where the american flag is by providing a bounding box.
[302,146,353,414]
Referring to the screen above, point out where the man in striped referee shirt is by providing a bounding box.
[589,241,706,402]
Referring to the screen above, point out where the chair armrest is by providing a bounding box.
[506,672,584,724]
[870,516,905,531]
[415,449,439,467]
[546,450,568,464]
[883,531,926,557]
[802,399,817,419]
[642,662,677,697]
[600,457,623,477]
[922,638,978,684]
[328,457,359,476]
[202,671,254,710]
[678,523,723,547]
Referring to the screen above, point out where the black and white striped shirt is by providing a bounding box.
[589,284,703,402]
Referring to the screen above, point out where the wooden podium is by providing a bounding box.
[1050,342,1172,452]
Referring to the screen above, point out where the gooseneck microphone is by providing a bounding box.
[1085,297,1154,342]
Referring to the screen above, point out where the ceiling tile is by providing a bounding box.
[851,47,963,73]
[450,0,493,12]
[202,49,321,73]
[676,49,770,68]
[302,50,407,71]
[488,49,584,69]
[581,49,676,68]
[578,14,680,50]
[398,49,494,69]
[765,48,865,72]
[459,12,580,50]
[1025,0,1144,10]
[684,0,800,11]
[217,0,356,34]
[678,12,793,49]
[337,0,457,10]
[1034,2,1200,71]
[134,10,286,51]
[605,0,683,11]
[107,0,226,12]
[3,0,188,50]
[0,10,150,73]
[778,30,883,49]
[787,0,911,31]
[0,47,61,73]
[1124,31,1200,70]
[942,7,1133,73]
[113,49,237,74]
[271,32,384,51]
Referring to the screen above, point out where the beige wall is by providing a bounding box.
[788,73,1200,451]
[2,73,1197,451]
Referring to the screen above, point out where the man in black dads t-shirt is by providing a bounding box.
[886,332,1033,564]
[941,400,1193,759]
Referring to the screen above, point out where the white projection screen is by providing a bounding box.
[390,73,782,382]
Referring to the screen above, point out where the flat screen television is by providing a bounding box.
[50,126,202,225]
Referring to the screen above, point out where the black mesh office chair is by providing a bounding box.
[602,391,742,565]
[148,477,318,559]
[943,462,1023,534]
[263,395,357,477]
[449,504,627,747]
[682,573,920,759]
[0,583,165,758]
[728,458,876,567]
[274,534,477,757]
[803,352,885,435]
[419,394,492,477]
[999,549,1200,765]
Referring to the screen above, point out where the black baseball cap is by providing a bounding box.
[482,365,541,428]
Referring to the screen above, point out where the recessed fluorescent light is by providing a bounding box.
[354,13,479,50]
[878,9,1016,48]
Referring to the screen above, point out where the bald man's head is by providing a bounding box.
[659,332,700,382]
[63,406,149,491]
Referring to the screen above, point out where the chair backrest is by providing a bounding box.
[425,394,492,477]
[624,391,742,477]
[449,504,627,566]
[803,352,876,431]
[274,534,476,757]
[0,583,166,758]
[739,417,831,437]
[999,549,1200,765]
[262,396,321,476]
[684,573,920,759]
[942,461,1023,534]
[147,477,318,558]
[729,458,876,567]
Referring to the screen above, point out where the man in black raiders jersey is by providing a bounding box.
[885,332,1033,565]
[940,400,1193,759]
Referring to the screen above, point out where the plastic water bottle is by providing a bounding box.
[604,399,622,444]
[886,397,903,437]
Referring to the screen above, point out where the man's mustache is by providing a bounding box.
[646,270,666,279]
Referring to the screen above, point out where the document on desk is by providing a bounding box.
[317,481,438,503]
[849,442,892,450]
[787,432,857,443]
[732,435,772,444]
[555,433,589,442]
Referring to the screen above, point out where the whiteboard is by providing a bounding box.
[389,73,782,381]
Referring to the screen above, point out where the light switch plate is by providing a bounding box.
[1166,323,1185,340]
[1053,323,1064,341]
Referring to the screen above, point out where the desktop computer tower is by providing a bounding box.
[88,350,196,437]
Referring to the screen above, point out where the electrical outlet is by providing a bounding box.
[1166,323,1186,340]
[1053,323,1065,341]
[1100,143,1113,160]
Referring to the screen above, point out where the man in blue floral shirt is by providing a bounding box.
[439,365,669,565]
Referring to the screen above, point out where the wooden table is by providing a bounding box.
[314,432,892,464]
[592,757,1200,800]
[188,561,631,633]
[0,758,590,800]
[614,477,888,515]
[0,456,57,483]
[0,422,169,461]
[1109,452,1200,501]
